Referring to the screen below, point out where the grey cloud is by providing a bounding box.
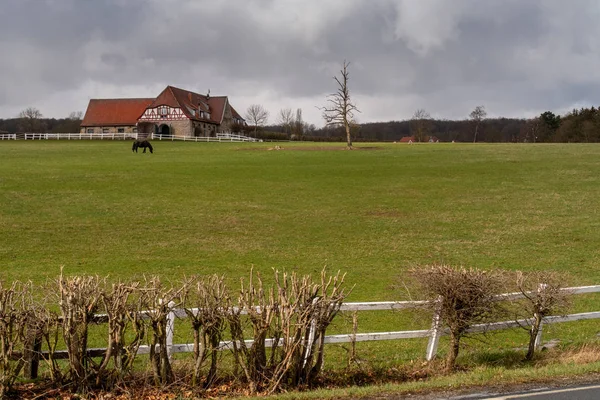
[2,0,600,123]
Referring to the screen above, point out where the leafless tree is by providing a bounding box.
[68,111,83,121]
[411,109,432,142]
[320,60,360,149]
[277,108,294,137]
[512,271,572,361]
[291,108,304,140]
[245,104,269,135]
[470,105,487,143]
[18,107,44,133]
[410,264,506,372]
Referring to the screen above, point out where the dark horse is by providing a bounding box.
[132,140,153,153]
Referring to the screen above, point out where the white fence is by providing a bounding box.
[13,132,261,142]
[24,132,138,140]
[46,285,600,362]
[150,133,261,142]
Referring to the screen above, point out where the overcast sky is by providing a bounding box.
[2,0,600,126]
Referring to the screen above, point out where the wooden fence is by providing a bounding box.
[24,284,600,379]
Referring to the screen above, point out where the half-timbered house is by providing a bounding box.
[80,86,245,137]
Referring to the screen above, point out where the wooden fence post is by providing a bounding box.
[24,329,42,379]
[426,296,443,361]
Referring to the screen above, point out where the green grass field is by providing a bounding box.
[2,140,600,382]
[2,141,600,293]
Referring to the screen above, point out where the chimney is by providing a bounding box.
[206,89,210,101]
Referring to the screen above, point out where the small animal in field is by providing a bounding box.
[132,140,153,153]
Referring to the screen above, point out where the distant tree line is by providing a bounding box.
[0,108,82,134]
[259,106,600,143]
[5,105,600,143]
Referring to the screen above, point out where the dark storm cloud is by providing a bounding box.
[1,0,600,124]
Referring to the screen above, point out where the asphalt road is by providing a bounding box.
[477,384,600,400]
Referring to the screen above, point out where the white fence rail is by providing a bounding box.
[10,132,261,142]
[150,133,261,142]
[24,132,138,140]
[45,285,600,362]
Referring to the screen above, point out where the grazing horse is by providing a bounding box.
[132,140,153,153]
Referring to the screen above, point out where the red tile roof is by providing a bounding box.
[81,98,154,127]
[81,86,244,127]
[150,86,243,124]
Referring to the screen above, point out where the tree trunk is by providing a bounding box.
[345,121,353,150]
[446,332,461,372]
[526,314,542,361]
[473,124,479,143]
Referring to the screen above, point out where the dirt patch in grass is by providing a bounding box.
[242,146,383,151]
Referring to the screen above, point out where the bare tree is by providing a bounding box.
[68,111,83,121]
[277,108,294,137]
[245,104,269,136]
[291,108,304,140]
[470,105,487,143]
[320,60,360,149]
[512,271,571,361]
[18,107,44,133]
[411,109,432,142]
[410,264,506,372]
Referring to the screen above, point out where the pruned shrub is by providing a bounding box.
[57,272,103,391]
[138,277,185,386]
[410,264,507,372]
[0,281,34,398]
[513,271,572,360]
[228,268,349,394]
[96,281,147,387]
[181,275,230,388]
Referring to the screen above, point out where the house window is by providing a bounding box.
[133,128,138,133]
[159,106,168,117]
[117,128,125,133]
[102,128,109,133]
[87,128,94,134]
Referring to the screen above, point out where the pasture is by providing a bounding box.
[1,140,600,374]
[2,141,600,293]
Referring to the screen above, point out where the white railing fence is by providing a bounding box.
[23,132,139,140]
[36,285,600,369]
[150,132,261,142]
[7,132,261,142]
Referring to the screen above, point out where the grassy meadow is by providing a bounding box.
[1,140,600,369]
[2,141,600,290]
